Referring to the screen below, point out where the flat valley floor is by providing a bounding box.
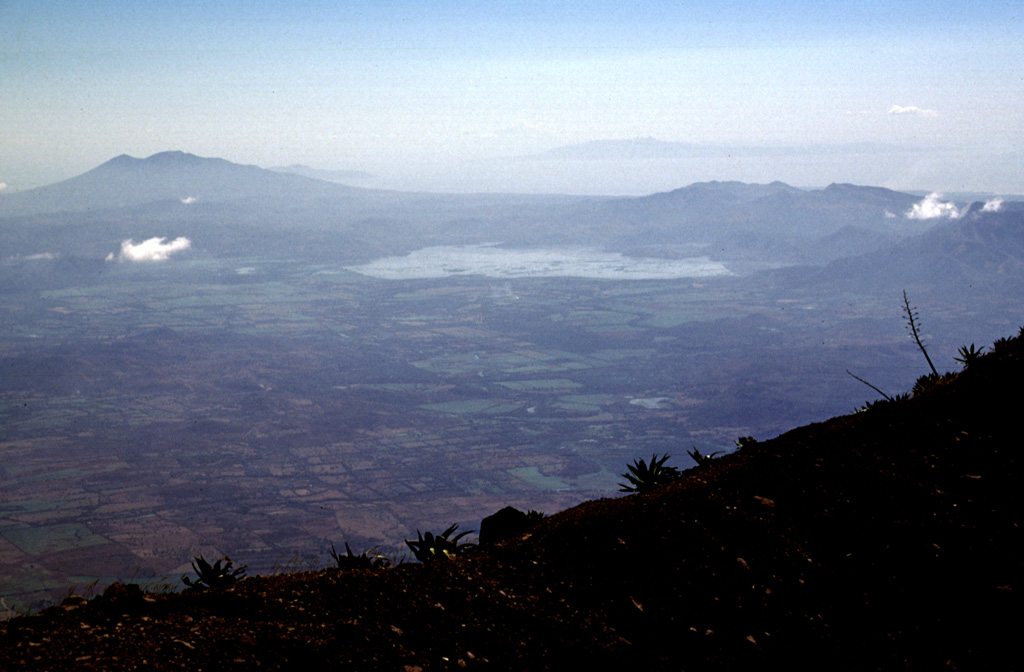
[1,256,1015,609]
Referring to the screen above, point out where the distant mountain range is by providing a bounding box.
[0,152,597,261]
[0,151,947,242]
[591,180,927,244]
[808,200,1024,296]
[528,137,910,161]
[2,151,1022,291]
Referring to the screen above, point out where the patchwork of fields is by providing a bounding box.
[0,256,982,610]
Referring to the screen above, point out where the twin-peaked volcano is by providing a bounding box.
[0,151,364,218]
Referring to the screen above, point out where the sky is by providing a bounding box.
[2,1,1022,195]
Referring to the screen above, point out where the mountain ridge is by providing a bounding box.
[3,151,1022,282]
[789,203,1024,296]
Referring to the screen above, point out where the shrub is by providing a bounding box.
[735,436,758,450]
[405,524,475,563]
[524,509,546,523]
[181,555,247,591]
[619,453,680,493]
[992,336,1012,354]
[912,371,957,396]
[478,507,546,546]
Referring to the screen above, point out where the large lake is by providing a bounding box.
[345,245,732,280]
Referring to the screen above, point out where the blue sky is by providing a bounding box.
[2,1,1022,194]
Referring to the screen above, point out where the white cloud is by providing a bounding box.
[0,182,8,192]
[982,198,1004,212]
[905,193,961,219]
[5,252,57,261]
[180,196,197,204]
[109,237,192,262]
[888,105,939,118]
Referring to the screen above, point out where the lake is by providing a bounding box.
[345,245,732,280]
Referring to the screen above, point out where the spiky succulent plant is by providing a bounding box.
[405,524,475,563]
[329,542,390,570]
[618,453,680,493]
[181,555,247,591]
[687,447,724,467]
[955,343,985,368]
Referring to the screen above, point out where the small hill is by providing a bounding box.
[0,332,1020,670]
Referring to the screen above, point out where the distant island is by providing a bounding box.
[269,164,376,183]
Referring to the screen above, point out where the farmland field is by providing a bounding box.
[0,253,1003,609]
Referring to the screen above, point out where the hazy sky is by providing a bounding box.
[2,1,1022,195]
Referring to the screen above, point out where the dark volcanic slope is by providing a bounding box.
[1,333,1020,671]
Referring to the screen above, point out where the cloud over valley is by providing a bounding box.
[107,237,192,262]
[906,193,961,220]
[905,193,1007,220]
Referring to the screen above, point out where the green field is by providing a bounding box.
[1,524,109,556]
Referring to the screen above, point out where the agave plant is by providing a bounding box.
[855,392,911,413]
[954,343,985,368]
[405,524,475,563]
[618,453,680,493]
[329,542,391,570]
[181,555,247,591]
[687,447,724,467]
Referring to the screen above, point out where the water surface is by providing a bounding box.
[346,245,732,280]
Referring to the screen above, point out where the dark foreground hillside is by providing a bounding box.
[1,333,1020,671]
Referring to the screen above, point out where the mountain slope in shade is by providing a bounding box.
[799,201,1024,296]
[0,330,1018,670]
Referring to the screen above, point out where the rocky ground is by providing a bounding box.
[1,332,1020,671]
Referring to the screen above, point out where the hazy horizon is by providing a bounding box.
[3,1,1023,195]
